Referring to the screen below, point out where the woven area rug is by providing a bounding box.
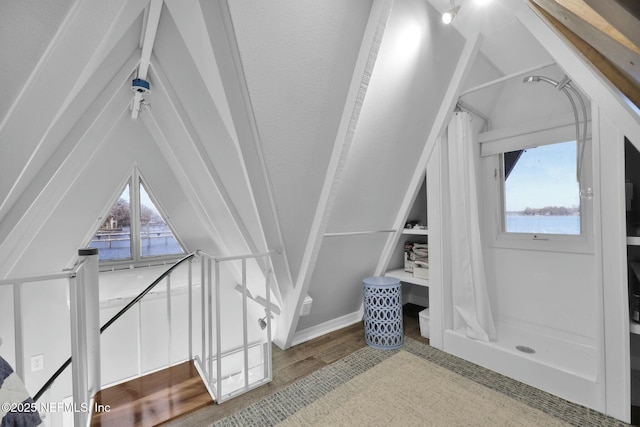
[176,337,628,427]
[278,350,566,426]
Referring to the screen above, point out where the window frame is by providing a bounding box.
[90,167,188,269]
[480,119,594,254]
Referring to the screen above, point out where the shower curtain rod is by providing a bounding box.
[456,100,490,123]
[459,61,556,98]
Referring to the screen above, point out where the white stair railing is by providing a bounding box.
[0,248,100,427]
[194,250,277,403]
[2,248,278,425]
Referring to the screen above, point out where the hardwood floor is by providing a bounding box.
[91,304,428,426]
[163,303,429,425]
[91,360,213,426]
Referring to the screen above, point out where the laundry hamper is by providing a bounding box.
[362,276,403,350]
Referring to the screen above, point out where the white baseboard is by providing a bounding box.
[291,310,363,347]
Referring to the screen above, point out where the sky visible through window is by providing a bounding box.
[139,183,184,257]
[89,180,184,261]
[505,141,579,212]
[504,141,580,235]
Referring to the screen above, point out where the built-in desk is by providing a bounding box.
[384,268,429,288]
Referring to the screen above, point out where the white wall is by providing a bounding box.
[229,0,375,285]
[474,63,599,345]
[295,0,466,335]
[484,249,599,341]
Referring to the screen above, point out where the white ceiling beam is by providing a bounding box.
[375,32,484,349]
[520,2,640,148]
[59,0,148,124]
[459,60,555,97]
[138,0,163,79]
[518,3,640,421]
[145,63,277,295]
[0,0,134,222]
[0,61,136,275]
[164,0,237,145]
[145,58,262,262]
[275,0,394,349]
[141,109,228,253]
[131,0,163,119]
[199,0,294,320]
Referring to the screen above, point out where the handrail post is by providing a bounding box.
[188,259,193,360]
[201,258,206,377]
[70,248,100,427]
[241,259,248,390]
[13,282,24,380]
[214,259,221,399]
[166,273,172,366]
[265,265,272,381]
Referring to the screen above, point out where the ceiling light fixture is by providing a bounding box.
[442,5,461,24]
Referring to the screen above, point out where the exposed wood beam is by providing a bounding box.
[529,0,640,110]
[530,0,640,88]
[582,0,640,50]
[551,0,640,54]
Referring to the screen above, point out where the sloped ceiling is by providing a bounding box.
[529,0,640,108]
[0,0,267,279]
[2,0,638,349]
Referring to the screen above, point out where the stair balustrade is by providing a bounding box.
[1,248,278,426]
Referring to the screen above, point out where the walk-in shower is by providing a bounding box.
[523,75,591,199]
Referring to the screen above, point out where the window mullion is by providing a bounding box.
[130,173,141,261]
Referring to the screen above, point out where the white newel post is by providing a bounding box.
[70,248,100,426]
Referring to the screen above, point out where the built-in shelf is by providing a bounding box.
[631,321,640,336]
[402,228,428,236]
[385,268,429,287]
[628,236,640,246]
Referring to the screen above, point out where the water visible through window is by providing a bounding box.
[139,182,184,257]
[503,141,580,235]
[90,184,132,261]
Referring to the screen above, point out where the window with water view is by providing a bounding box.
[503,140,580,235]
[89,177,185,261]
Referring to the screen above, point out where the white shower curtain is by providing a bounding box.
[447,111,496,342]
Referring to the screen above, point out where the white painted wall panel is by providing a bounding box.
[296,233,388,331]
[485,248,599,343]
[229,0,373,283]
[326,0,465,233]
[153,9,264,256]
[0,0,75,122]
[7,115,213,276]
[489,64,590,131]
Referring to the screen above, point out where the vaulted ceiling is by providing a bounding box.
[528,0,640,108]
[1,0,638,349]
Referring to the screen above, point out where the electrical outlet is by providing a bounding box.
[31,354,44,372]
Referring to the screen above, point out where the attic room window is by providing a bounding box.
[88,172,185,263]
[480,119,593,253]
[502,141,581,236]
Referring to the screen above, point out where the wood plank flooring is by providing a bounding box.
[91,304,428,426]
[91,360,213,426]
[164,303,429,425]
